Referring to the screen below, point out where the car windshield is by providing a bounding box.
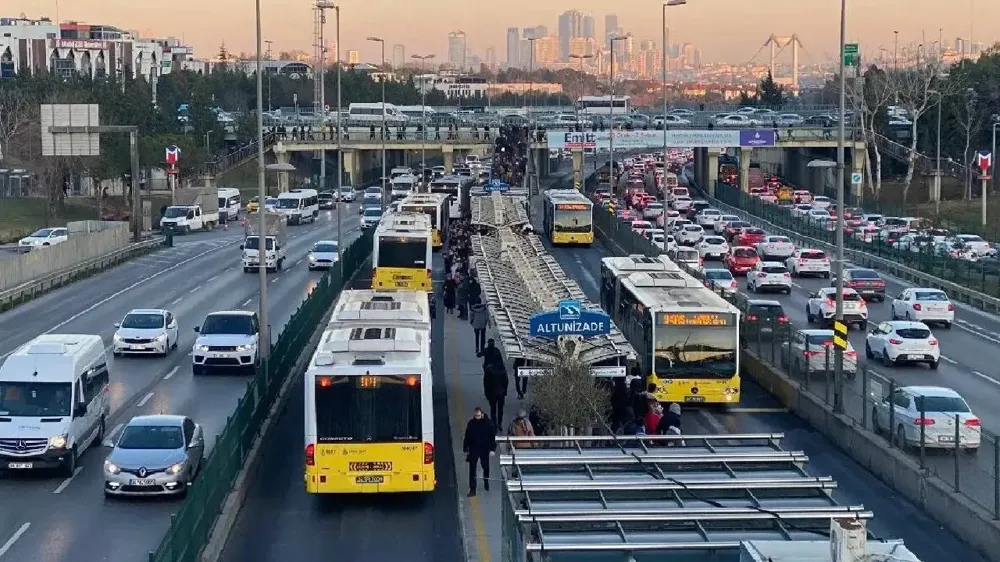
[704,237,726,245]
[770,237,790,243]
[201,314,255,335]
[277,198,301,209]
[806,334,835,346]
[734,248,757,258]
[729,222,750,229]
[895,327,931,339]
[848,269,879,279]
[163,207,188,218]
[363,209,383,218]
[762,266,787,274]
[314,243,338,253]
[914,395,970,413]
[914,291,948,301]
[705,270,733,280]
[749,304,783,317]
[0,381,72,417]
[341,187,354,193]
[29,229,54,237]
[117,425,185,450]
[121,313,165,329]
[674,249,698,260]
[827,292,862,301]
[744,229,765,236]
[801,251,826,260]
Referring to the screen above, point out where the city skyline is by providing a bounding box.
[5,0,998,65]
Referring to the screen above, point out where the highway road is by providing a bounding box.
[0,206,360,562]
[536,166,989,561]
[217,254,464,562]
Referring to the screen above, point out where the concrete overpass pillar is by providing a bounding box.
[851,145,866,202]
[572,147,584,188]
[200,175,216,190]
[442,146,455,172]
[707,150,719,197]
[275,148,291,192]
[739,148,752,192]
[538,149,550,178]
[343,150,361,187]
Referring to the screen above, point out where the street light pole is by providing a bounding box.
[254,0,269,359]
[317,1,334,203]
[929,89,942,216]
[609,36,627,194]
[412,54,435,182]
[833,0,847,413]
[367,36,387,212]
[662,0,686,180]
[334,4,342,262]
[992,121,1000,216]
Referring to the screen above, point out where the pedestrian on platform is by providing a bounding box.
[479,339,508,429]
[443,277,457,314]
[462,407,496,497]
[508,409,536,447]
[469,302,490,353]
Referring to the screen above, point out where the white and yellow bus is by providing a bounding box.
[399,192,450,249]
[429,175,472,219]
[304,304,434,494]
[372,212,433,291]
[543,188,595,245]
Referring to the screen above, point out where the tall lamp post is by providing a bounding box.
[526,36,538,126]
[367,36,387,211]
[333,3,342,262]
[609,35,628,193]
[929,89,943,216]
[411,53,436,182]
[254,0,269,359]
[991,118,1000,218]
[830,0,848,414]
[662,0,686,171]
[569,53,594,121]
[316,1,335,207]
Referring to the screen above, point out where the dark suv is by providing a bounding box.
[742,299,789,342]
[835,268,886,301]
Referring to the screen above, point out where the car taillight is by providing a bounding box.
[928,339,938,346]
[913,417,935,426]
[424,442,435,464]
[783,272,791,278]
[747,314,758,321]
[822,258,830,263]
[912,303,922,311]
[757,272,767,277]
[730,281,738,288]
[965,418,981,427]
[889,339,903,345]
[845,350,857,358]
[947,304,955,311]
[777,315,789,323]
[874,280,885,286]
[803,350,824,357]
[305,443,315,466]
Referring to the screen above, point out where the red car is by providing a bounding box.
[725,246,761,276]
[724,221,752,242]
[737,227,768,246]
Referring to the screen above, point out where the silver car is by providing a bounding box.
[780,328,858,377]
[308,240,339,270]
[103,415,204,498]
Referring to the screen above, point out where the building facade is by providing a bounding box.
[447,31,467,70]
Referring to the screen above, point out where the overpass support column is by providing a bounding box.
[692,147,706,190]
[275,148,291,192]
[738,148,752,192]
[200,174,216,190]
[706,150,719,197]
[442,145,454,172]
[851,144,866,202]
[538,149,550,178]
[342,149,361,187]
[572,147,584,188]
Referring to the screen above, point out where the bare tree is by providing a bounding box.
[886,61,949,202]
[846,66,895,197]
[529,351,611,434]
[0,88,33,163]
[950,88,983,199]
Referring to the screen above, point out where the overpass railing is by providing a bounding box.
[205,132,278,177]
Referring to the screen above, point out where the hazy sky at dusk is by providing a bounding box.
[8,0,998,64]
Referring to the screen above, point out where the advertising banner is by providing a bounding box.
[547,129,776,150]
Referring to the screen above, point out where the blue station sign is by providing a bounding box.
[529,299,612,340]
[483,180,511,193]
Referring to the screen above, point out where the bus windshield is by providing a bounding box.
[378,238,428,268]
[277,198,301,209]
[554,209,592,233]
[314,376,422,442]
[654,325,738,378]
[403,205,438,228]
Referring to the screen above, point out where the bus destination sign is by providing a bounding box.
[556,203,590,211]
[658,312,735,326]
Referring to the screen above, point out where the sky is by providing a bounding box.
[8,0,999,64]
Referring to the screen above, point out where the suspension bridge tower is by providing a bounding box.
[763,34,802,91]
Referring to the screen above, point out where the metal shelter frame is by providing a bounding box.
[469,193,636,367]
[496,434,874,561]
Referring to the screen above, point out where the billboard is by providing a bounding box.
[547,129,777,150]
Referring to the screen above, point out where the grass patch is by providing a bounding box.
[0,198,100,243]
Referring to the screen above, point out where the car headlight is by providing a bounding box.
[114,333,123,341]
[155,334,167,341]
[104,460,121,475]
[195,345,210,352]
[165,462,184,475]
[49,434,67,449]
[236,344,255,352]
[309,254,317,262]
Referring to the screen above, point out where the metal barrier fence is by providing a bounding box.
[147,230,373,562]
[587,186,1000,522]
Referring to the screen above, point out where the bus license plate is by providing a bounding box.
[129,479,156,486]
[394,281,409,288]
[349,461,392,471]
[7,462,32,469]
[356,475,384,484]
[684,396,706,403]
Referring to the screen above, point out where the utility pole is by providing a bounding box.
[662,1,686,179]
[264,40,273,112]
[334,4,342,262]
[412,54,436,182]
[609,36,627,194]
[367,36,387,212]
[316,1,335,204]
[254,0,270,358]
[833,0,847,413]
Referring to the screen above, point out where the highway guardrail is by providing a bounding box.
[0,237,165,312]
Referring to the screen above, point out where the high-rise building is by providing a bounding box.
[391,44,405,68]
[347,49,359,64]
[506,27,520,67]
[583,14,595,40]
[448,31,467,69]
[485,46,496,69]
[558,10,584,62]
[604,14,618,48]
[681,42,697,68]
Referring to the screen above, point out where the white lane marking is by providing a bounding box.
[206,274,219,283]
[295,259,303,266]
[0,243,236,360]
[164,366,179,380]
[970,371,1000,387]
[270,277,279,284]
[940,355,957,365]
[241,298,253,307]
[953,319,1000,345]
[52,466,83,494]
[170,296,183,305]
[699,410,729,433]
[0,522,30,556]
[136,391,154,408]
[791,282,803,289]
[188,284,202,294]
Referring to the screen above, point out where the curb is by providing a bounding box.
[198,264,368,562]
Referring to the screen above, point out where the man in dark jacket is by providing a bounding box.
[469,303,490,353]
[462,407,496,497]
[479,339,508,429]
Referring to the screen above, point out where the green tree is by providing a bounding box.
[758,71,785,108]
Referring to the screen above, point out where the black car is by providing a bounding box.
[804,115,834,127]
[318,192,336,209]
[834,268,886,301]
[741,299,789,342]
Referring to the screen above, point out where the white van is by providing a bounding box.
[218,187,242,222]
[347,102,408,124]
[464,154,482,169]
[390,174,417,200]
[0,334,110,476]
[275,189,319,225]
[390,167,413,180]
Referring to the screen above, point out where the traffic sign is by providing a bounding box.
[529,299,611,339]
[976,150,992,180]
[850,172,862,185]
[843,43,859,67]
[833,321,849,350]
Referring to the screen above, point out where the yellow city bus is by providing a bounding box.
[304,293,435,494]
[599,255,742,405]
[399,193,450,249]
[543,188,595,245]
[372,212,433,291]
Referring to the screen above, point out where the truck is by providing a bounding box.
[241,212,287,272]
[159,186,220,233]
[746,166,766,192]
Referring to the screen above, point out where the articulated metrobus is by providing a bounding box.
[599,255,741,405]
[399,192,450,249]
[543,188,594,245]
[429,175,473,219]
[304,301,434,494]
[372,212,433,291]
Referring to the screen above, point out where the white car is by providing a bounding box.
[363,186,382,204]
[806,287,869,328]
[192,310,261,375]
[113,309,179,356]
[715,215,741,232]
[339,186,356,202]
[672,196,692,211]
[872,386,980,451]
[18,227,69,248]
[695,209,722,229]
[703,268,738,292]
[308,240,339,270]
[670,218,692,233]
[954,234,992,256]
[790,204,814,219]
[891,288,954,328]
[677,224,705,245]
[861,213,884,224]
[811,196,833,209]
[865,320,940,368]
[714,114,757,127]
[781,328,858,376]
[806,208,832,225]
[757,236,795,260]
[746,262,792,294]
[698,236,730,260]
[786,249,831,278]
[643,202,665,220]
[669,246,702,271]
[777,113,804,125]
[656,209,681,227]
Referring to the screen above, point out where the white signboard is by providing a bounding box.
[517,366,627,378]
[40,104,101,157]
[547,130,742,150]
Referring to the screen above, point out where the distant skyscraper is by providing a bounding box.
[391,44,405,68]
[558,10,584,62]
[485,46,496,69]
[347,50,359,65]
[583,14,595,40]
[506,27,520,67]
[448,31,467,69]
[604,14,618,47]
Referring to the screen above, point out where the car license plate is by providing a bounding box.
[7,462,32,469]
[129,479,156,486]
[356,475,384,484]
[350,461,392,471]
[684,396,706,403]
[907,355,923,361]
[938,436,955,443]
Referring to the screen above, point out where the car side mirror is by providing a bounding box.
[809,292,818,299]
[113,323,120,329]
[188,437,203,449]
[239,244,244,250]
[193,326,201,333]
[73,403,87,418]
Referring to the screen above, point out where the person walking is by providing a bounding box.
[469,302,490,353]
[479,339,508,430]
[442,277,456,315]
[462,407,496,497]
